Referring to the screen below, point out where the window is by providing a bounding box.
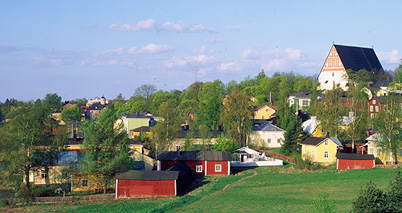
[304,149,306,156]
[267,139,271,143]
[277,139,281,144]
[176,144,181,151]
[377,148,383,156]
[311,150,315,158]
[324,151,329,159]
[215,164,222,172]
[375,106,379,112]
[196,165,202,173]
[370,106,373,112]
[373,100,376,104]
[265,108,269,112]
[81,179,89,188]
[41,170,48,179]
[324,140,329,146]
[371,114,374,119]
[368,148,374,154]
[261,115,265,119]
[302,100,309,106]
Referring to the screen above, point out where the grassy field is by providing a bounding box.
[2,167,398,212]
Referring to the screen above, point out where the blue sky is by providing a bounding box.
[1,1,402,101]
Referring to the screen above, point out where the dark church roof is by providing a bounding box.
[334,44,383,73]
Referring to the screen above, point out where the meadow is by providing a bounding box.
[2,167,397,212]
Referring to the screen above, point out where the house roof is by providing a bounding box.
[255,104,278,111]
[334,44,383,73]
[166,162,191,177]
[86,103,107,111]
[130,126,151,132]
[300,136,342,148]
[252,123,285,132]
[115,170,179,181]
[157,151,232,161]
[371,80,391,88]
[123,112,159,119]
[336,153,375,160]
[235,147,260,155]
[289,90,313,99]
[302,117,320,135]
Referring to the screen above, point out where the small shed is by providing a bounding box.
[336,153,375,170]
[115,162,191,198]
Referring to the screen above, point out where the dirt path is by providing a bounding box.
[177,169,258,212]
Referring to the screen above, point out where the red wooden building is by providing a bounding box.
[115,162,191,198]
[157,151,232,176]
[336,153,375,170]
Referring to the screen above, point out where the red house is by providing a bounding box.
[157,151,232,176]
[336,153,375,170]
[115,162,191,198]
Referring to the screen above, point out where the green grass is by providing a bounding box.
[266,148,281,153]
[7,168,398,212]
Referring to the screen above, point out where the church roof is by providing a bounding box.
[334,44,383,73]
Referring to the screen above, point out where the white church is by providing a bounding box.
[317,44,384,91]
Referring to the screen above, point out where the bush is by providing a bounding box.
[352,180,389,213]
[313,193,337,213]
[18,184,34,203]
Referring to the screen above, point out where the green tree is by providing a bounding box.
[211,134,239,152]
[346,83,369,152]
[371,93,402,164]
[43,93,62,112]
[151,100,180,157]
[280,115,308,156]
[134,84,157,109]
[61,107,83,121]
[352,180,388,213]
[197,81,224,130]
[1,101,54,201]
[220,90,253,147]
[390,61,402,90]
[314,85,347,137]
[388,169,402,211]
[82,109,134,194]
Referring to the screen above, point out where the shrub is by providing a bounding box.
[313,193,337,213]
[352,180,389,213]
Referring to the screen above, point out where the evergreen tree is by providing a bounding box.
[82,109,134,194]
[280,115,308,156]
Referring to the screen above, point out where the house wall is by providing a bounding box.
[365,142,402,164]
[170,138,215,151]
[116,179,176,198]
[318,46,348,91]
[161,160,205,175]
[72,172,104,192]
[205,161,230,175]
[250,131,285,148]
[254,106,275,119]
[29,166,64,185]
[302,139,337,165]
[132,151,155,171]
[337,159,375,170]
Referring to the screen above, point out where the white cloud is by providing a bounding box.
[164,55,214,68]
[134,44,173,54]
[194,46,206,54]
[226,25,243,31]
[102,47,125,55]
[93,60,119,66]
[190,24,217,33]
[285,48,302,60]
[108,19,156,32]
[377,50,401,64]
[160,21,186,32]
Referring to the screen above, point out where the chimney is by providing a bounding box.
[325,132,330,138]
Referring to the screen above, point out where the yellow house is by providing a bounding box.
[301,136,343,165]
[364,133,402,164]
[254,104,277,120]
[302,115,354,137]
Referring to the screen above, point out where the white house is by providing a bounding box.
[231,147,283,167]
[250,123,285,148]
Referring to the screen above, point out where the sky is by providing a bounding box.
[1,1,402,101]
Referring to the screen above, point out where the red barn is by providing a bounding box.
[158,151,232,176]
[336,153,375,170]
[115,162,191,198]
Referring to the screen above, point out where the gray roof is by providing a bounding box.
[336,153,375,160]
[86,103,107,111]
[115,170,179,181]
[157,151,232,161]
[301,136,342,148]
[289,90,314,99]
[252,123,285,132]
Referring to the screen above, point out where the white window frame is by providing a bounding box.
[370,106,373,112]
[373,100,376,104]
[368,147,374,155]
[324,151,329,159]
[196,165,203,173]
[304,149,306,156]
[377,148,383,156]
[324,140,329,146]
[302,99,309,106]
[375,106,379,112]
[215,164,222,172]
[261,115,265,119]
[311,150,315,158]
[267,139,271,143]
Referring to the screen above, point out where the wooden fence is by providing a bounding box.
[259,150,296,164]
[2,193,115,206]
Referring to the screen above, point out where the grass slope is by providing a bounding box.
[4,168,397,212]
